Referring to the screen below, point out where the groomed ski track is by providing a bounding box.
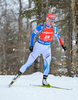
[0,72,78,100]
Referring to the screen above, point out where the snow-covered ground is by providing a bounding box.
[0,72,78,100]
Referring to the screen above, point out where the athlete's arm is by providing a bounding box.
[30,24,43,46]
[54,25,64,46]
[54,25,66,51]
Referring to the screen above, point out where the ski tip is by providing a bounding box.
[9,80,14,87]
[9,85,11,87]
[8,84,12,87]
[9,83,12,87]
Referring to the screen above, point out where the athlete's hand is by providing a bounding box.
[62,45,66,51]
[29,46,33,52]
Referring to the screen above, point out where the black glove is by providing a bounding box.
[62,45,66,51]
[29,46,33,52]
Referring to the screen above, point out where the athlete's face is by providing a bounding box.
[46,20,54,26]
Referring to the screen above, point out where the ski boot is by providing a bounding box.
[42,75,50,86]
[9,71,22,87]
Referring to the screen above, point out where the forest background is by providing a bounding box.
[0,0,78,77]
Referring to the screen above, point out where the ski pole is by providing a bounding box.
[12,48,29,51]
[12,48,61,53]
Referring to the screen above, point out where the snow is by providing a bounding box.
[0,72,78,100]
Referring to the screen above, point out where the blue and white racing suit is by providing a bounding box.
[20,24,64,76]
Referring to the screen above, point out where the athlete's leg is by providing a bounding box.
[43,48,51,76]
[42,46,51,85]
[19,53,36,73]
[19,44,41,73]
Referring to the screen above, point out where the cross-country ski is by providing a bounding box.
[31,84,72,90]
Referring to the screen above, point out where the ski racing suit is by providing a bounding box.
[19,24,64,76]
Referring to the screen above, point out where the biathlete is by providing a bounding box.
[9,13,66,87]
